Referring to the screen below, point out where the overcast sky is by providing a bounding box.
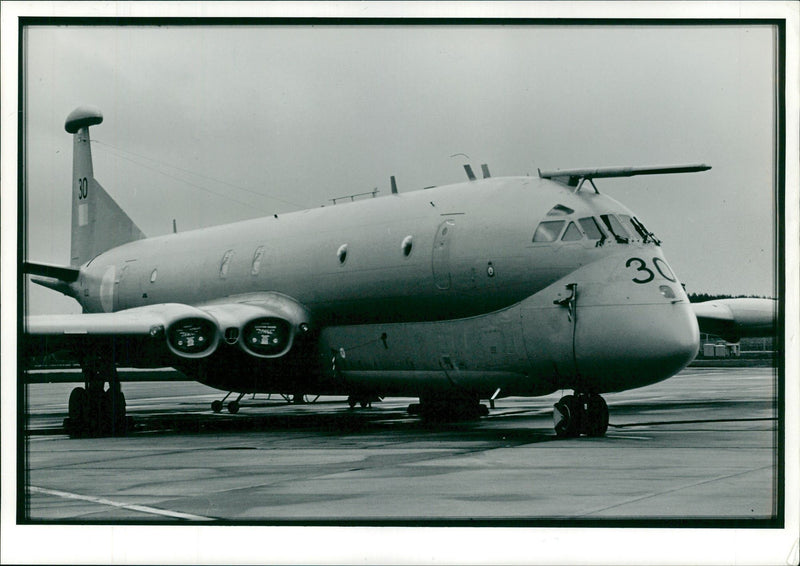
[22,23,777,314]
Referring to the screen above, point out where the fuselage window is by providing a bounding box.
[220,249,234,278]
[578,217,604,240]
[561,221,583,241]
[402,235,413,257]
[150,268,158,283]
[337,244,348,264]
[251,246,265,276]
[532,220,566,243]
[600,214,630,243]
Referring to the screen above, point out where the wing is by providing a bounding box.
[691,298,777,342]
[23,294,313,367]
[23,303,222,365]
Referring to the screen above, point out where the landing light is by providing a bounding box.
[659,285,676,299]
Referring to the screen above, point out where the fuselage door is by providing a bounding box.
[520,282,578,387]
[432,219,455,290]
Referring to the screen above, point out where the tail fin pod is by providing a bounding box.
[66,106,145,267]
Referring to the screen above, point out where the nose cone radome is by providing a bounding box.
[569,248,700,393]
[576,298,699,393]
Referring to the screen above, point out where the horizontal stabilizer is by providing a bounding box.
[24,261,80,282]
[29,276,75,297]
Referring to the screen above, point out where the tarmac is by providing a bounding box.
[20,366,779,524]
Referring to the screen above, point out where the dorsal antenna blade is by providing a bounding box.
[463,164,476,181]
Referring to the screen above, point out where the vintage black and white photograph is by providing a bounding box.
[2,2,797,565]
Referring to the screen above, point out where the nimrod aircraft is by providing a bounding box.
[23,107,776,438]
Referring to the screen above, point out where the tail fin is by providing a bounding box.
[66,106,145,267]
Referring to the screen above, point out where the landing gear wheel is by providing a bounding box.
[583,394,609,437]
[553,395,581,438]
[348,396,357,409]
[66,387,89,437]
[227,401,240,414]
[105,388,127,436]
[211,400,223,413]
[64,356,128,438]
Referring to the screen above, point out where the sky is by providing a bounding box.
[22,23,778,315]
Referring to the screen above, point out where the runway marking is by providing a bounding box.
[576,464,774,517]
[610,417,777,428]
[28,486,215,521]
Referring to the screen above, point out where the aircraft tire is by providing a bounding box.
[553,395,581,438]
[348,396,357,409]
[583,394,609,437]
[66,387,89,437]
[77,387,107,437]
[106,389,127,436]
[228,401,240,414]
[211,400,223,413]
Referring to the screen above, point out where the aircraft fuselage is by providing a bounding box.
[71,176,699,398]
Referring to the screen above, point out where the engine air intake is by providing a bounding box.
[167,318,218,357]
[242,317,292,357]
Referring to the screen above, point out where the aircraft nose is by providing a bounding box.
[572,255,700,393]
[578,302,699,391]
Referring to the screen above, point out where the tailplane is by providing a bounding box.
[66,106,145,267]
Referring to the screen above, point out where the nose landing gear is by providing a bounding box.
[553,392,608,438]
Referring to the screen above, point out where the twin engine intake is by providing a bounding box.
[162,294,311,359]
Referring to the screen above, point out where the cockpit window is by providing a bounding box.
[620,214,659,244]
[532,220,565,242]
[561,221,583,241]
[578,217,604,240]
[600,214,630,243]
[546,204,575,217]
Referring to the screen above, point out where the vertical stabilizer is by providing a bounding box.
[66,106,146,267]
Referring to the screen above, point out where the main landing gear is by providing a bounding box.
[553,392,609,438]
[64,356,128,438]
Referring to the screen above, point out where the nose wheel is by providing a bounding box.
[553,393,608,438]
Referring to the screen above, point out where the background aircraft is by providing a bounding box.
[22,107,777,438]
